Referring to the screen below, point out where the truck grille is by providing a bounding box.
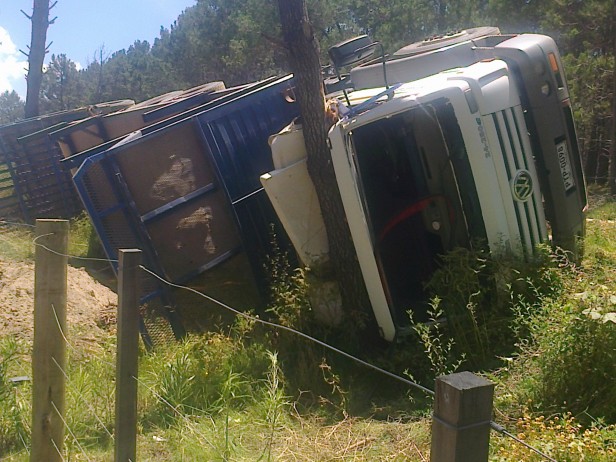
[491,106,547,255]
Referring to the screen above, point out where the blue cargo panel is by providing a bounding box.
[72,76,299,312]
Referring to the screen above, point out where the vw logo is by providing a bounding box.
[512,170,533,202]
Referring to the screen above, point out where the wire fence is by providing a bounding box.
[0,220,564,461]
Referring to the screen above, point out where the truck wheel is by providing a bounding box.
[394,26,500,57]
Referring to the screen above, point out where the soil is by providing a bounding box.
[0,257,117,347]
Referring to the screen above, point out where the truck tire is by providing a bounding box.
[394,26,500,57]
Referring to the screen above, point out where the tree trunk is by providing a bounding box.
[276,1,373,333]
[24,0,51,119]
[609,95,616,193]
[608,3,616,195]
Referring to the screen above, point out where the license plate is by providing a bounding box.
[556,140,575,192]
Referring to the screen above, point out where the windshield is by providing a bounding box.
[348,99,480,324]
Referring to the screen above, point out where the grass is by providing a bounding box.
[1,195,616,459]
[0,213,99,262]
[0,222,35,261]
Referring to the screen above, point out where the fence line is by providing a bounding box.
[140,265,436,397]
[46,301,220,451]
[22,222,561,461]
[0,220,35,228]
[141,261,557,461]
[47,288,216,448]
[47,299,116,442]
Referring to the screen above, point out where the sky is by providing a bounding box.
[0,0,196,99]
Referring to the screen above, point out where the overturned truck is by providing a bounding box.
[263,27,587,341]
[57,27,586,343]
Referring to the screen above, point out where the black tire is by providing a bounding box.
[394,26,501,57]
[329,35,376,68]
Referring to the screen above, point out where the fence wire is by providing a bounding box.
[0,222,573,461]
[140,263,559,462]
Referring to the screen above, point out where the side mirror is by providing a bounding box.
[327,35,390,105]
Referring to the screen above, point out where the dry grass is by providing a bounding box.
[269,416,430,461]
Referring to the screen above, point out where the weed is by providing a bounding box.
[258,352,289,462]
[263,236,348,411]
[410,298,465,378]
[513,292,616,423]
[0,225,34,261]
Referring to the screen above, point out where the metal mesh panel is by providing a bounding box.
[79,161,120,213]
[0,111,90,222]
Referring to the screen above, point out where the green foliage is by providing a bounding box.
[263,243,345,412]
[410,298,465,378]
[485,0,542,33]
[507,222,616,424]
[0,91,24,125]
[93,40,180,103]
[492,411,616,461]
[3,201,616,457]
[0,337,30,455]
[346,0,492,52]
[68,212,103,259]
[152,0,285,88]
[514,292,616,423]
[63,341,116,453]
[422,244,564,370]
[139,332,271,428]
[538,0,615,55]
[0,215,99,263]
[264,233,313,331]
[564,52,615,184]
[40,54,89,113]
[259,352,290,461]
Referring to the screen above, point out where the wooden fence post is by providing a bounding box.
[430,371,495,462]
[31,219,69,462]
[115,249,142,462]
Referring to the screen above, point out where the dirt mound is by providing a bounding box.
[0,258,117,346]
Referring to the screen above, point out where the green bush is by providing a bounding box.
[421,244,564,370]
[515,290,616,423]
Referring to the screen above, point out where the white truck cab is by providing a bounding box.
[346,29,587,254]
[329,59,550,340]
[264,28,587,341]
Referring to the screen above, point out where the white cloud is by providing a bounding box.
[0,27,28,98]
